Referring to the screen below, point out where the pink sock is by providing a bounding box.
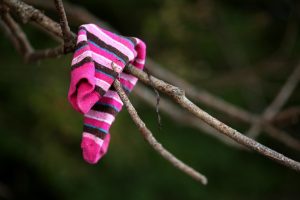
[68,24,146,164]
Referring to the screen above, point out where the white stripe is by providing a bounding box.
[135,58,145,65]
[95,78,110,91]
[84,112,115,124]
[71,50,123,73]
[77,34,87,44]
[120,73,138,85]
[91,24,135,59]
[103,90,123,104]
[72,50,91,65]
[82,132,104,146]
[91,52,123,73]
[83,24,135,60]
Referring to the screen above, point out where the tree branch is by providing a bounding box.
[271,107,300,126]
[24,0,115,31]
[0,5,33,59]
[124,65,300,171]
[133,84,244,149]
[2,0,63,38]
[113,78,208,185]
[147,59,256,123]
[53,0,73,52]
[0,5,64,62]
[247,64,300,138]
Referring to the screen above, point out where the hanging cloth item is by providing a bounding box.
[68,24,146,164]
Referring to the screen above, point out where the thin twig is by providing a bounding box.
[0,16,21,54]
[271,107,300,126]
[113,76,208,185]
[125,64,300,171]
[247,64,300,138]
[24,0,115,31]
[133,84,244,149]
[147,59,256,123]
[53,0,73,52]
[144,67,162,129]
[2,0,63,38]
[0,5,64,62]
[0,5,33,59]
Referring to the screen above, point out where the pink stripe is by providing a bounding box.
[95,78,110,91]
[72,50,93,65]
[95,71,114,84]
[82,132,104,146]
[76,29,87,44]
[134,40,146,61]
[103,90,122,103]
[74,45,89,58]
[91,51,123,72]
[78,29,86,35]
[101,28,134,50]
[89,42,125,67]
[120,78,134,91]
[132,61,144,69]
[84,118,111,131]
[120,73,138,85]
[73,49,123,72]
[99,97,123,110]
[86,110,115,124]
[83,24,134,59]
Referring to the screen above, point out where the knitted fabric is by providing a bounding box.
[68,24,146,164]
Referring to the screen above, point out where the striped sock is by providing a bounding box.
[68,24,146,164]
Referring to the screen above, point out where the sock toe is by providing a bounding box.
[99,134,111,156]
[81,136,102,164]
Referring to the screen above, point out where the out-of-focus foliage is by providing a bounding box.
[1,0,300,199]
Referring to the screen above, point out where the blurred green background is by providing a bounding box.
[1,0,300,199]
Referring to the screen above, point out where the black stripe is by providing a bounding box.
[85,30,129,64]
[92,103,118,116]
[83,125,107,139]
[95,86,106,96]
[125,37,137,46]
[94,62,118,79]
[75,41,88,51]
[110,85,130,95]
[71,57,93,70]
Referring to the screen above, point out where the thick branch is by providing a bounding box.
[24,0,115,31]
[125,65,300,171]
[133,84,243,149]
[147,59,256,123]
[113,78,208,185]
[2,0,63,38]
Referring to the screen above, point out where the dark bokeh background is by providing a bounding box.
[1,0,300,199]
